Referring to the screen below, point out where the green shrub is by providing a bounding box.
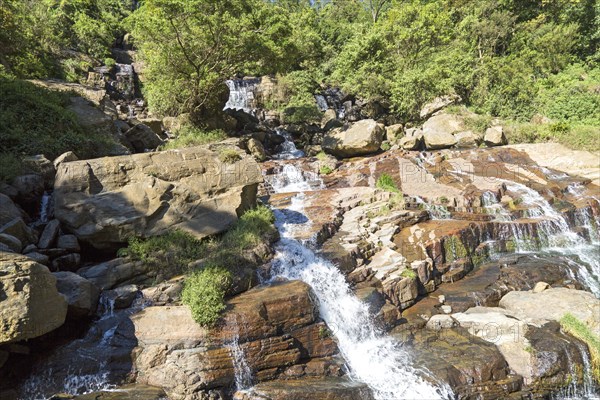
[316,151,328,161]
[182,265,232,327]
[320,165,333,175]
[380,142,391,151]
[118,230,203,275]
[376,173,400,193]
[281,94,322,124]
[560,313,600,382]
[104,57,117,68]
[161,125,227,149]
[400,269,417,279]
[0,153,23,183]
[218,149,242,164]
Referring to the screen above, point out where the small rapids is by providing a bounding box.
[265,138,452,399]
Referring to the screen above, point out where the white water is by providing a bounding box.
[272,129,304,160]
[414,196,451,220]
[224,79,258,113]
[268,163,451,400]
[38,191,51,224]
[506,182,600,295]
[228,335,253,391]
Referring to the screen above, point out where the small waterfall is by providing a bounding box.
[481,191,512,222]
[38,191,52,224]
[224,78,259,113]
[228,335,253,392]
[272,129,304,160]
[414,196,451,220]
[505,182,600,295]
[315,94,328,111]
[19,296,149,398]
[268,163,452,399]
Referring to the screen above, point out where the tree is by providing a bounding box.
[128,0,295,117]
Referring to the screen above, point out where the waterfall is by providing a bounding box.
[481,191,512,222]
[272,129,304,160]
[228,335,253,392]
[414,196,451,220]
[505,182,600,295]
[224,78,259,113]
[268,163,451,400]
[19,296,149,398]
[315,94,329,111]
[38,191,51,224]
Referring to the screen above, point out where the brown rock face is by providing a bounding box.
[54,145,262,249]
[234,377,374,400]
[0,252,67,344]
[132,281,339,399]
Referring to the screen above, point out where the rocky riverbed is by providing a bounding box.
[1,77,599,400]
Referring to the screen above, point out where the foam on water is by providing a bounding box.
[268,163,452,400]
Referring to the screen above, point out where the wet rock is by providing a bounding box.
[123,123,164,152]
[22,244,37,254]
[51,253,81,272]
[408,327,515,398]
[52,151,79,169]
[56,234,80,252]
[54,145,262,249]
[0,234,21,253]
[38,219,61,249]
[53,271,100,318]
[73,384,167,400]
[106,284,139,309]
[484,126,507,147]
[235,377,374,400]
[133,281,339,398]
[322,119,384,158]
[426,314,457,330]
[0,252,67,344]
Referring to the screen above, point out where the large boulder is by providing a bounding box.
[499,288,600,331]
[133,281,338,399]
[0,252,67,344]
[21,155,55,188]
[322,119,384,158]
[54,145,262,249]
[0,194,23,227]
[484,126,507,147]
[123,123,164,153]
[422,114,463,150]
[53,271,100,318]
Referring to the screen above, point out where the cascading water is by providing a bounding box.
[19,296,149,399]
[267,162,452,399]
[414,196,451,220]
[228,335,253,392]
[224,78,259,114]
[272,129,305,160]
[38,191,51,224]
[505,182,600,295]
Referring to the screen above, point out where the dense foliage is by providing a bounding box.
[0,78,118,181]
[1,0,598,147]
